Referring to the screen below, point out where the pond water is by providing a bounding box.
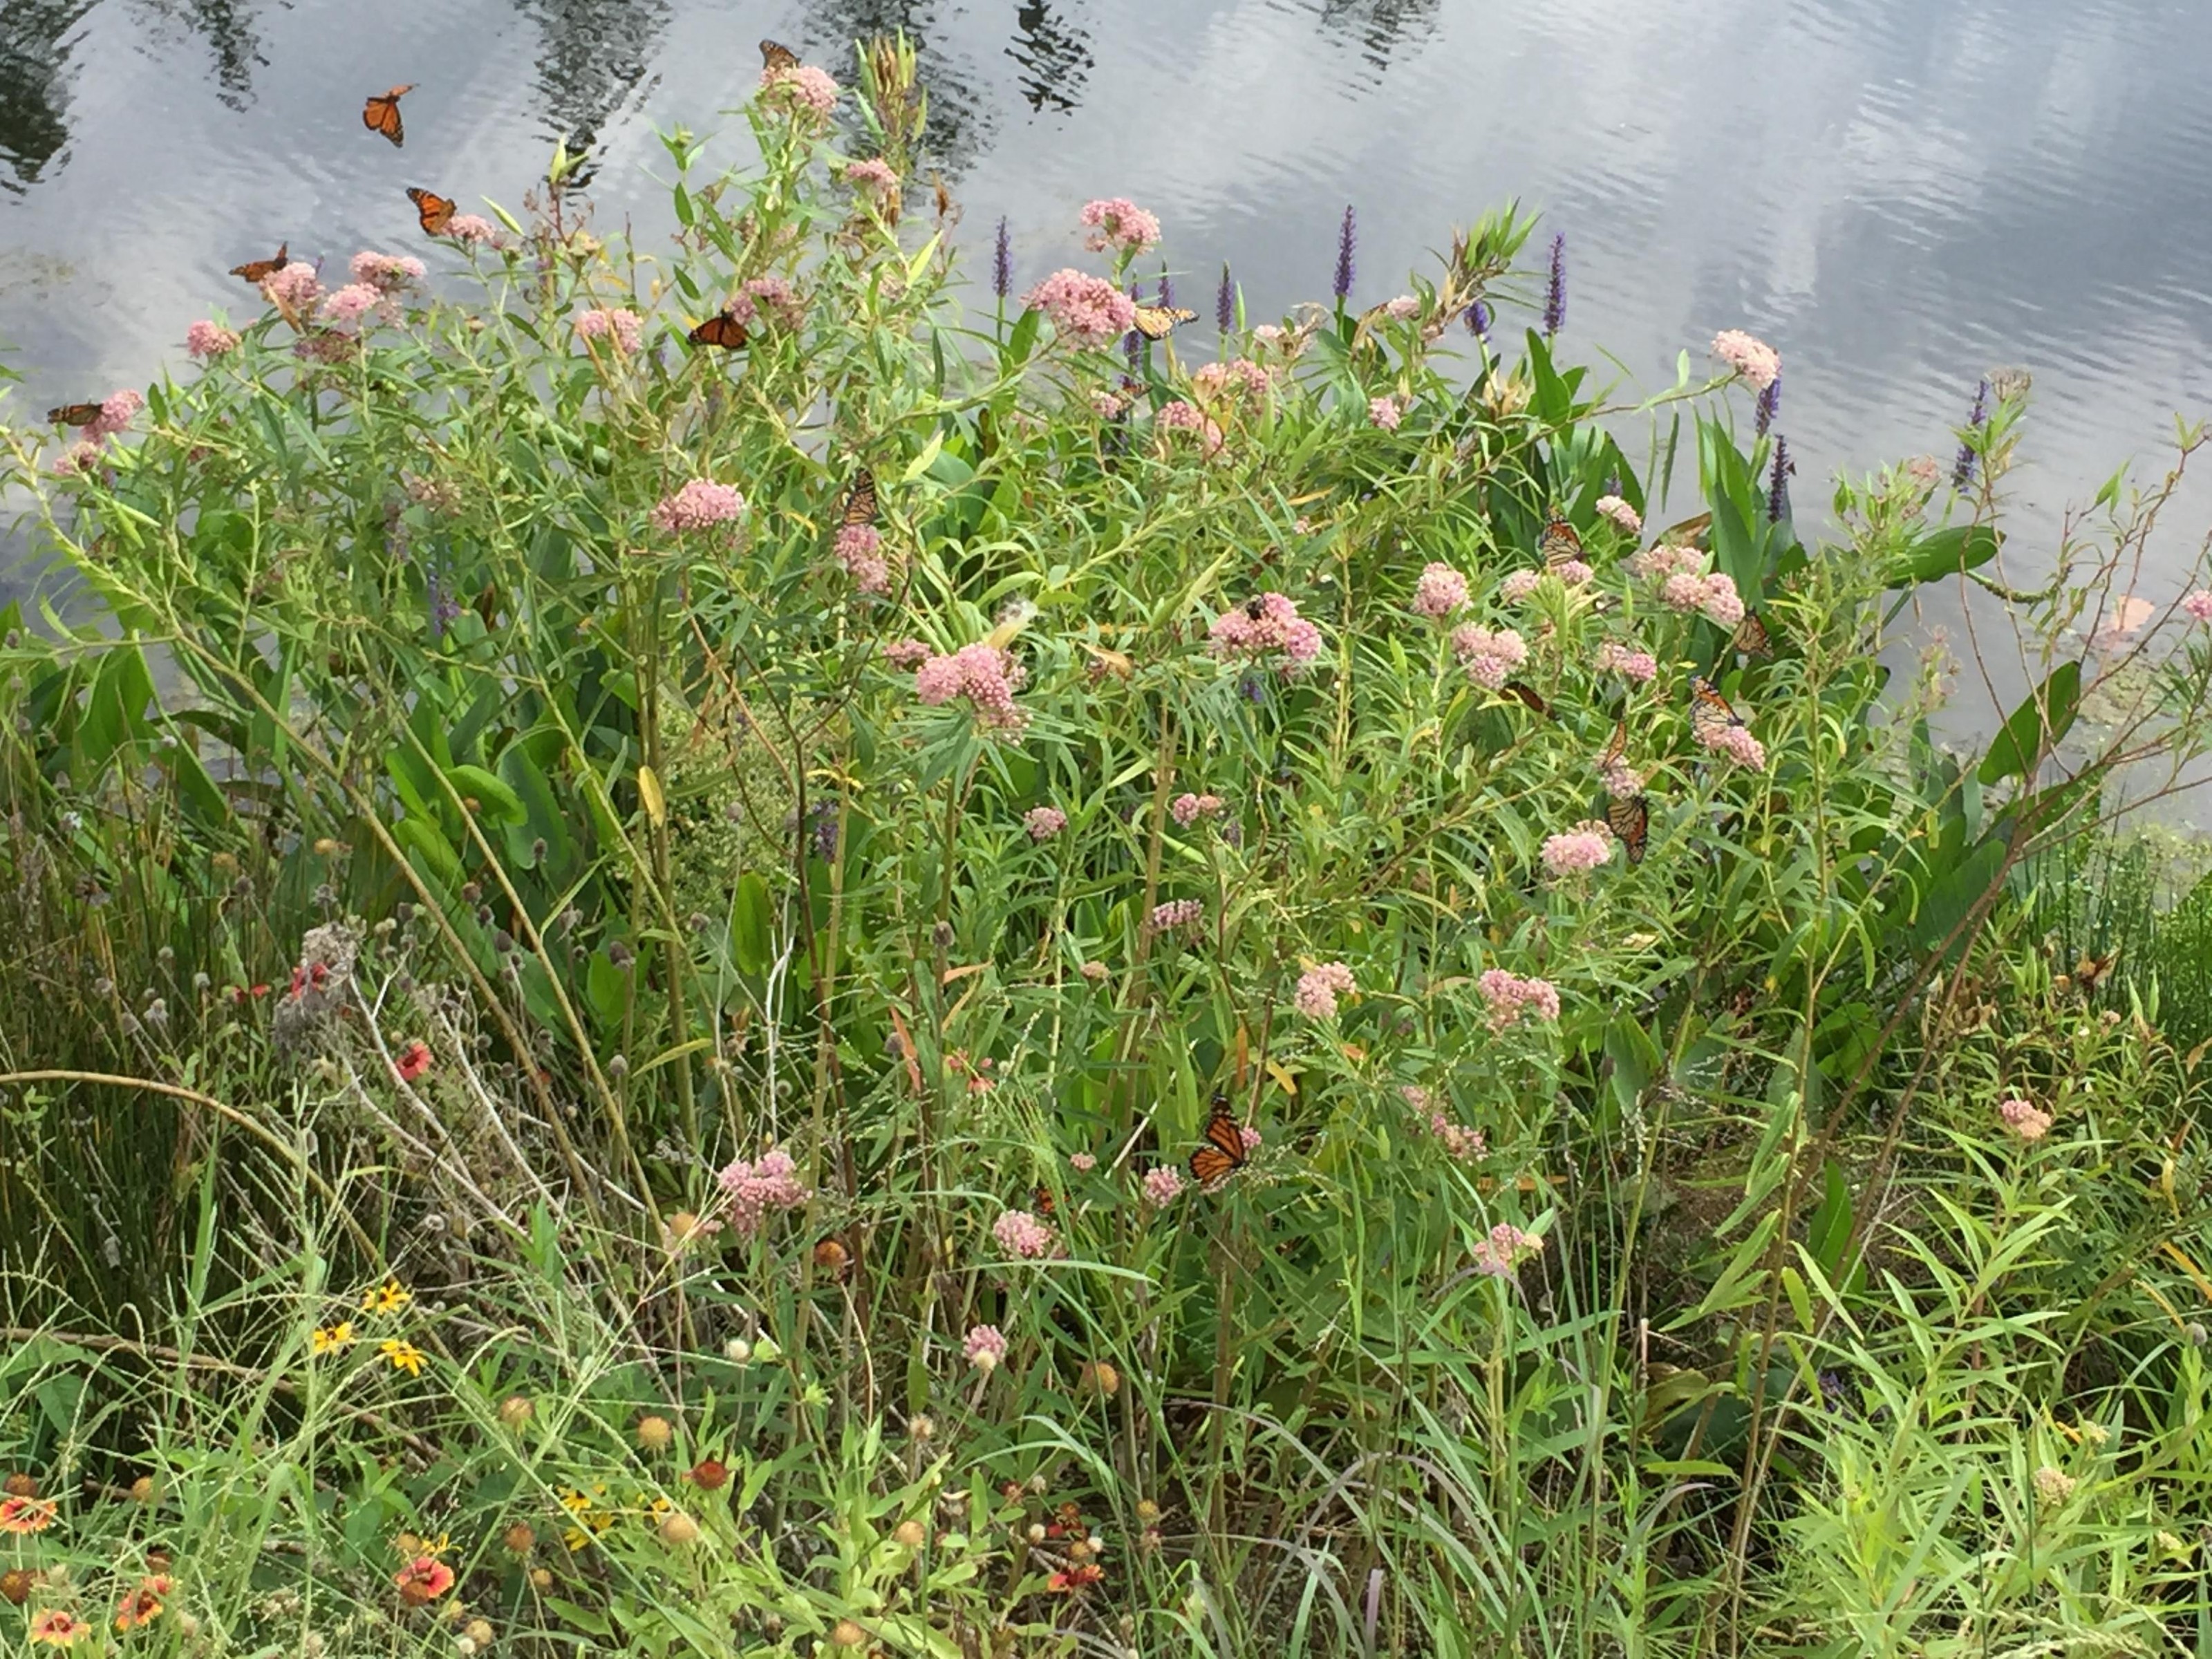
[6,0,2212,809]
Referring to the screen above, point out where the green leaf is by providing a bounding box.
[1895,525,2001,587]
[1977,660,2081,786]
[446,763,526,825]
[730,872,772,977]
[1806,1159,1853,1284]
[901,429,946,485]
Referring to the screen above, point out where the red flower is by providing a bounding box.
[394,1556,455,1606]
[29,1610,91,1647]
[395,1040,433,1083]
[114,1574,171,1631]
[1047,1564,1105,1593]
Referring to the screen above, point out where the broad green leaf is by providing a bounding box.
[1978,660,2081,786]
[1895,525,2001,587]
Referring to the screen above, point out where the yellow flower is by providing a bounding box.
[379,1340,426,1376]
[362,1280,412,1315]
[310,1321,355,1353]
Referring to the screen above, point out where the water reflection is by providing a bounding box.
[135,0,265,111]
[0,0,93,193]
[796,0,996,165]
[1312,0,1442,73]
[518,0,667,171]
[1006,2,1091,116]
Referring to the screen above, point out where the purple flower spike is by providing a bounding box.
[1335,205,1356,303]
[992,216,1011,302]
[1543,233,1566,338]
[1768,434,1794,524]
[1217,263,1235,333]
[1952,377,1989,487]
[1125,324,1142,371]
[1755,368,1781,437]
[1156,265,1174,310]
[1465,299,1492,339]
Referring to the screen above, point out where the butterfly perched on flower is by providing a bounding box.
[229,242,288,285]
[1187,1092,1250,1188]
[1732,611,1775,660]
[406,187,456,236]
[688,310,750,350]
[1598,715,1627,773]
[1539,512,1584,570]
[46,403,102,428]
[1030,1182,1057,1219]
[362,84,415,147]
[1131,303,1198,341]
[1606,794,1649,865]
[841,466,878,528]
[1688,676,1746,744]
[760,39,800,73]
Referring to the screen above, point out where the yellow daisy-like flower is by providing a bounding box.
[310,1320,355,1353]
[362,1280,412,1315]
[379,1339,426,1376]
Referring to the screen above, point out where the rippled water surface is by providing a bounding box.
[6,0,2212,776]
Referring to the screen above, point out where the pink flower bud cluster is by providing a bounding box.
[1541,821,1615,875]
[1450,625,1528,691]
[1149,898,1204,934]
[1291,962,1356,1020]
[728,276,806,332]
[1156,400,1224,457]
[914,642,1029,732]
[1631,544,1706,582]
[350,250,426,292]
[1208,592,1322,669]
[1022,268,1138,348]
[448,214,499,245]
[1141,1165,1185,1206]
[1367,395,1403,431]
[1499,569,1544,603]
[1696,721,1768,771]
[650,479,747,534]
[761,62,839,117]
[1023,805,1067,841]
[1594,494,1642,534]
[884,638,932,671]
[1412,563,1470,618]
[2184,590,2212,623]
[1078,197,1161,256]
[992,1208,1055,1259]
[1998,1096,2053,1142]
[186,321,241,360]
[715,1147,809,1237]
[1190,358,1272,406]
[1593,640,1658,684]
[1710,330,1781,390]
[964,1324,1008,1371]
[575,308,644,353]
[843,157,900,195]
[835,523,889,596]
[1479,968,1559,1029]
[320,283,390,328]
[1170,791,1224,827]
[261,262,324,315]
[1471,1222,1543,1277]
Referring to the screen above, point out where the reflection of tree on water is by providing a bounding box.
[135,0,266,110]
[795,0,995,170]
[1006,2,1091,115]
[1313,0,1440,74]
[514,0,671,186]
[0,0,94,192]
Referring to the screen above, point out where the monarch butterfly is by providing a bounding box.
[229,242,288,284]
[1606,792,1650,865]
[362,84,415,147]
[760,39,800,73]
[1660,510,1714,549]
[46,403,102,427]
[688,310,751,351]
[1598,716,1627,772]
[1502,679,1550,718]
[1688,676,1746,744]
[1186,1093,1250,1188]
[1031,1183,1056,1219]
[1131,303,1197,341]
[841,467,878,529]
[406,187,456,235]
[1539,512,1584,570]
[1732,611,1775,659]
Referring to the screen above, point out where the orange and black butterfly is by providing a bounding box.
[688,309,751,351]
[1732,611,1775,659]
[1606,792,1650,865]
[841,466,878,529]
[1131,303,1198,341]
[1502,680,1550,718]
[1598,715,1628,773]
[760,39,800,73]
[229,242,288,285]
[2068,949,2119,995]
[1539,512,1584,571]
[406,187,456,236]
[1031,1183,1057,1219]
[1688,676,1746,745]
[1186,1091,1250,1188]
[362,84,415,147]
[46,402,102,428]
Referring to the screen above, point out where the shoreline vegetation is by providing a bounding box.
[6,32,2212,1658]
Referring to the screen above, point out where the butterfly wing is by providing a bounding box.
[688,312,750,350]
[1599,716,1627,771]
[229,242,288,284]
[1187,1100,1249,1187]
[1732,612,1774,659]
[1688,677,1744,744]
[1606,793,1650,865]
[1031,1182,1056,1219]
[1539,513,1584,570]
[760,39,800,72]
[363,84,413,146]
[841,467,878,528]
[1502,679,1550,718]
[406,187,456,235]
[1130,305,1197,341]
[47,404,102,427]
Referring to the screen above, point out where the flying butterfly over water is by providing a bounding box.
[841,466,878,529]
[1732,611,1775,660]
[362,84,415,147]
[1688,676,1747,745]
[760,39,800,73]
[688,310,751,350]
[406,187,456,236]
[229,242,289,285]
[1131,303,1199,342]
[1539,512,1584,571]
[1606,792,1651,865]
[1186,1092,1250,1188]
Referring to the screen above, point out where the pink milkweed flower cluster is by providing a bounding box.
[1413,563,1469,618]
[1499,569,1544,603]
[1022,268,1138,348]
[1141,1165,1186,1206]
[1292,962,1356,1020]
[1451,625,1528,691]
[1998,1096,2054,1142]
[883,637,932,671]
[1421,1108,1487,1161]
[761,61,839,117]
[1479,968,1559,1029]
[1600,758,1644,800]
[1380,294,1422,321]
[729,275,807,332]
[1209,592,1322,670]
[349,250,425,292]
[261,263,324,315]
[1150,897,1205,934]
[1594,494,1642,534]
[915,642,1029,732]
[1070,1152,1097,1171]
[651,479,747,534]
[1170,791,1224,827]
[715,1147,809,1237]
[1239,1125,1263,1153]
[993,1208,1055,1259]
[964,1324,1008,1371]
[320,283,390,328]
[1078,959,1109,982]
[1698,572,1746,626]
[1698,721,1767,769]
[186,320,241,359]
[88,389,144,439]
[1023,805,1067,841]
[1632,543,1705,582]
[53,441,106,476]
[1368,395,1403,431]
[1593,640,1658,684]
[1541,821,1615,875]
[1079,197,1161,256]
[843,157,900,196]
[1471,1222,1543,1277]
[2183,590,2212,623]
[1554,558,1594,586]
[574,307,644,353]
[1156,399,1225,458]
[1711,330,1781,391]
[835,523,889,596]
[446,213,499,245]
[1190,358,1272,407]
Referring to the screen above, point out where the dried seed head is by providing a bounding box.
[657,1511,700,1546]
[636,1415,673,1452]
[129,1476,156,1504]
[498,1395,534,1429]
[893,1519,926,1548]
[503,1523,536,1555]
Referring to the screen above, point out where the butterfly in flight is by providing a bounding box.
[1186,1091,1251,1188]
[1131,303,1198,342]
[46,402,102,427]
[1539,512,1584,571]
[841,466,878,529]
[362,84,415,147]
[760,39,800,73]
[688,309,750,350]
[1732,611,1775,660]
[1688,676,1747,745]
[229,242,288,285]
[406,187,456,236]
